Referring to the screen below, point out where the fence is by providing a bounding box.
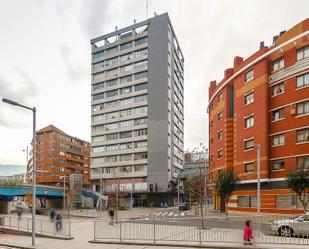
[2,215,72,239]
[93,214,309,246]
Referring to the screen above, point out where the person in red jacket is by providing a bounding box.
[243,220,254,245]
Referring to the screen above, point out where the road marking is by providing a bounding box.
[173,213,179,217]
[162,212,168,216]
[155,212,162,216]
[152,212,158,215]
[181,212,185,216]
[168,212,174,216]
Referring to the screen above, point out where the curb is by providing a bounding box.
[89,240,275,249]
[0,242,33,249]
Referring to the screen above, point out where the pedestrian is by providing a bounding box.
[50,208,56,222]
[55,214,63,232]
[163,202,168,209]
[108,209,115,225]
[16,203,23,221]
[243,220,254,245]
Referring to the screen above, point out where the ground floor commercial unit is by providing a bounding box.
[213,181,307,214]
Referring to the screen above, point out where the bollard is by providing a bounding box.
[153,219,156,243]
[119,221,122,242]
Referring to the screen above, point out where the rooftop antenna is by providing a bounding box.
[146,0,149,19]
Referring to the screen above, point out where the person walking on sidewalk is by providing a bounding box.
[55,214,63,232]
[108,209,115,225]
[243,220,254,245]
[50,208,56,222]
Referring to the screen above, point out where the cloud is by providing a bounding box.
[79,0,113,38]
[58,44,89,83]
[0,68,39,129]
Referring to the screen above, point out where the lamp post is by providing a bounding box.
[256,144,261,238]
[22,146,29,183]
[59,175,70,212]
[2,98,36,248]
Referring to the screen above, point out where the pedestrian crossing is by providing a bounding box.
[150,210,188,219]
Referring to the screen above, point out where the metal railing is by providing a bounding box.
[93,214,309,246]
[2,216,71,239]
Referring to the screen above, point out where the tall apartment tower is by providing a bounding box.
[208,19,309,214]
[90,13,184,206]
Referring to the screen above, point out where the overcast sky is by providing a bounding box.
[0,0,308,167]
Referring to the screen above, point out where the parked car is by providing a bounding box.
[271,214,309,237]
[179,202,190,211]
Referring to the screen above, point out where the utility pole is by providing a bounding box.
[256,144,261,238]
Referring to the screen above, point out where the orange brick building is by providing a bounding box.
[208,19,309,214]
[27,125,90,186]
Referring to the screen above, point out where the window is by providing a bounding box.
[272,160,284,171]
[93,93,104,101]
[106,46,118,55]
[134,71,147,80]
[297,128,309,143]
[297,101,309,115]
[120,154,132,161]
[218,149,223,159]
[296,73,309,88]
[120,64,133,73]
[119,142,132,150]
[245,116,254,128]
[210,120,214,128]
[272,57,284,71]
[59,151,65,156]
[297,46,309,61]
[105,68,117,77]
[93,82,104,91]
[244,139,254,150]
[273,82,285,96]
[92,136,105,142]
[135,37,147,46]
[120,87,132,95]
[210,137,213,145]
[92,146,105,153]
[105,90,118,98]
[106,111,119,119]
[134,106,147,115]
[297,156,309,169]
[120,42,132,51]
[135,83,147,91]
[272,108,284,121]
[245,162,254,173]
[92,50,105,59]
[119,120,133,128]
[218,92,223,102]
[245,70,254,82]
[217,111,223,121]
[273,134,284,146]
[106,79,118,88]
[105,57,118,66]
[120,75,133,84]
[217,130,223,140]
[134,152,147,160]
[120,109,132,117]
[135,129,147,137]
[134,49,147,57]
[210,154,213,162]
[134,95,147,103]
[105,100,118,109]
[135,141,147,148]
[237,196,256,208]
[245,92,254,105]
[106,144,118,151]
[120,53,131,62]
[104,156,117,163]
[120,131,132,139]
[93,61,104,70]
[135,60,147,69]
[120,98,133,106]
[134,118,147,125]
[106,133,118,141]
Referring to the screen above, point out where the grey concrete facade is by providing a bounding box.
[90,13,184,204]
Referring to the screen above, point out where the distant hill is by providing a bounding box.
[0,165,26,176]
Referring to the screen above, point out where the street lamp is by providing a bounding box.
[255,144,261,238]
[2,98,37,248]
[22,146,29,183]
[59,175,70,213]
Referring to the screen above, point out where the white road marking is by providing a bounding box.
[168,212,174,216]
[173,213,179,217]
[181,212,185,216]
[155,212,162,216]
